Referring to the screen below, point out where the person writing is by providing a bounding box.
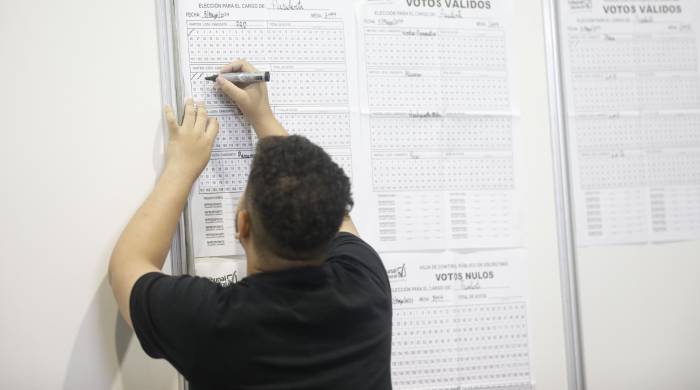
[108,59,392,389]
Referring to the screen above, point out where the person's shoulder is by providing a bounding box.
[131,272,251,318]
[325,232,389,291]
[326,232,380,261]
[132,271,218,295]
[129,272,259,380]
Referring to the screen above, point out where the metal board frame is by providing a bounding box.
[156,0,192,281]
[541,0,586,389]
[155,0,191,388]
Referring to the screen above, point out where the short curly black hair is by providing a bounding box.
[245,135,353,260]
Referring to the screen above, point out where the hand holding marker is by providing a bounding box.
[205,71,270,83]
[210,59,280,134]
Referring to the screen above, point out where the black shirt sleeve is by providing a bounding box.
[129,272,219,378]
[325,232,390,293]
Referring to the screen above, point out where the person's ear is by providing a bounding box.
[237,210,251,240]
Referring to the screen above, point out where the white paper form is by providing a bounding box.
[194,256,248,286]
[558,0,700,246]
[355,0,523,252]
[173,0,361,258]
[383,249,533,390]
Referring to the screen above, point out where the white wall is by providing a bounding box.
[0,0,177,388]
[577,242,700,390]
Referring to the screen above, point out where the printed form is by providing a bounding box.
[384,249,532,390]
[356,0,523,252]
[559,0,700,246]
[173,0,360,258]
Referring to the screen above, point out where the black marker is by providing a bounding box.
[205,72,271,83]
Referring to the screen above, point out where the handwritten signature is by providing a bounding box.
[203,10,229,19]
[271,0,304,11]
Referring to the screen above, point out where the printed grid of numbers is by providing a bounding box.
[186,20,351,194]
[187,24,345,63]
[365,27,506,70]
[277,112,351,149]
[198,158,252,194]
[574,114,700,152]
[392,303,531,389]
[372,156,514,192]
[367,73,510,112]
[570,35,697,73]
[370,116,512,151]
[573,74,700,112]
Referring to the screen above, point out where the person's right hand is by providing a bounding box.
[216,59,275,129]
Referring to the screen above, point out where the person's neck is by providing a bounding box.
[249,252,323,275]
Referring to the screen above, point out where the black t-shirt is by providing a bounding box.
[130,232,392,390]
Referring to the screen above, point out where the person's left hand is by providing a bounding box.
[164,98,219,180]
